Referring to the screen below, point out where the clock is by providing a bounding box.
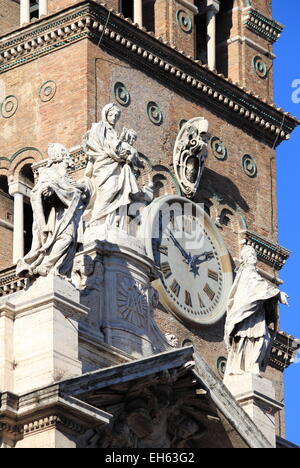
[141,195,233,326]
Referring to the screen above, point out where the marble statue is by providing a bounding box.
[224,245,289,376]
[17,143,88,279]
[83,103,140,230]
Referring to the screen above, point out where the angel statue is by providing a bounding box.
[83,103,141,231]
[17,143,88,279]
[224,245,289,376]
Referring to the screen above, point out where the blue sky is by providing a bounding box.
[273,0,300,446]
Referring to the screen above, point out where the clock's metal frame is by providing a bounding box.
[141,195,233,326]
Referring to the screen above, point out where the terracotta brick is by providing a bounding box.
[0,0,19,36]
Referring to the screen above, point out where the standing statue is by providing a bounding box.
[17,143,88,279]
[83,103,140,230]
[224,245,289,376]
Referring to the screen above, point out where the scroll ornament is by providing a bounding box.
[173,117,209,198]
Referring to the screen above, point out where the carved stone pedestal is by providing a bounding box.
[0,275,88,395]
[224,374,284,447]
[75,230,171,364]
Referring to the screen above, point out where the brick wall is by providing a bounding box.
[155,0,195,57]
[48,0,120,14]
[0,0,19,36]
[217,1,274,100]
[0,191,13,269]
[0,41,89,159]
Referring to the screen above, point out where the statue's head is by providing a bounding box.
[125,128,137,145]
[101,103,121,127]
[48,143,71,165]
[185,157,199,183]
[241,245,257,266]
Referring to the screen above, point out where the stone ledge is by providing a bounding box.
[270,331,300,372]
[244,8,284,44]
[241,229,291,271]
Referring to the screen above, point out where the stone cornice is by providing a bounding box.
[270,331,300,372]
[242,229,291,271]
[244,8,284,44]
[0,1,298,148]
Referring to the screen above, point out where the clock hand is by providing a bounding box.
[189,251,214,277]
[168,231,191,264]
[190,251,214,268]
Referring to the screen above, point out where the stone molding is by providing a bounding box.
[0,346,291,448]
[0,1,298,147]
[241,229,290,271]
[192,352,272,449]
[176,0,199,15]
[223,34,276,60]
[270,331,300,372]
[0,389,112,442]
[244,8,284,44]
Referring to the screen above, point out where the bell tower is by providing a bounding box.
[216,0,283,101]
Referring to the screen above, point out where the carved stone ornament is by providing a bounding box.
[117,277,148,328]
[252,56,268,79]
[176,9,193,34]
[39,81,57,102]
[1,95,18,118]
[173,117,209,198]
[77,369,208,449]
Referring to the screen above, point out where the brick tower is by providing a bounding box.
[0,0,299,448]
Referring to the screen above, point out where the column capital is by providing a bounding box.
[9,180,32,197]
[176,0,199,15]
[207,0,220,14]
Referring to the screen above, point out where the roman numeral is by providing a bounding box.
[161,262,172,279]
[183,217,192,234]
[159,245,168,256]
[170,279,181,298]
[208,269,219,282]
[185,290,193,307]
[170,211,182,232]
[198,294,205,308]
[203,283,215,301]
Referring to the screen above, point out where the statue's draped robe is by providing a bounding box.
[224,264,280,375]
[83,122,139,226]
[17,164,84,277]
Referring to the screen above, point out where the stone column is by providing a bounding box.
[9,181,31,265]
[134,0,143,26]
[224,373,284,447]
[39,0,48,17]
[9,190,24,265]
[206,0,220,70]
[20,0,30,25]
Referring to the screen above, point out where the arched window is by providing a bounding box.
[216,0,234,75]
[0,175,10,196]
[0,175,14,268]
[30,0,39,20]
[195,12,208,63]
[19,163,34,187]
[20,164,34,255]
[143,0,155,32]
[120,0,134,20]
[120,0,155,31]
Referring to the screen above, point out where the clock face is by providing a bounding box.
[142,196,233,326]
